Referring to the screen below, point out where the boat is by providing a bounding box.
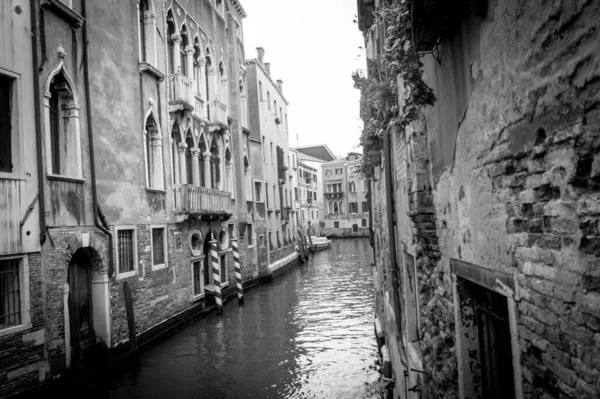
[306,236,332,251]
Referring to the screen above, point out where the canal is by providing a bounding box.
[57,238,376,398]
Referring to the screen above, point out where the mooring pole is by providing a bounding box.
[231,237,244,304]
[210,238,223,315]
[123,281,140,370]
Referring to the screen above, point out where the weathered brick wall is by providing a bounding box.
[0,253,46,398]
[427,0,600,397]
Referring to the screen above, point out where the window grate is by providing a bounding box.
[152,228,165,265]
[0,259,21,329]
[193,261,202,296]
[118,229,135,274]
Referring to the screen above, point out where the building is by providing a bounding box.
[297,160,320,235]
[246,48,298,277]
[0,1,299,396]
[357,0,600,398]
[321,153,369,237]
[293,144,336,230]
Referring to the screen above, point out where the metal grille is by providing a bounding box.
[118,229,135,274]
[192,261,202,296]
[152,228,165,265]
[0,259,21,329]
[220,255,226,282]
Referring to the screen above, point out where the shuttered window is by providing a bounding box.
[0,259,21,329]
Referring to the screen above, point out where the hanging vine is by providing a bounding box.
[354,0,437,179]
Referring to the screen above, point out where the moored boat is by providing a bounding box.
[306,236,332,251]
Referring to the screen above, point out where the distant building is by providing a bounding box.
[293,144,336,230]
[322,153,369,237]
[297,161,320,235]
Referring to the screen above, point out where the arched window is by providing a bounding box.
[349,181,356,192]
[199,134,207,187]
[218,61,227,106]
[193,40,202,94]
[226,147,234,197]
[243,154,251,200]
[328,201,333,214]
[180,25,189,76]
[144,112,164,189]
[210,138,220,189]
[239,78,248,128]
[167,11,176,73]
[333,201,339,214]
[46,69,81,178]
[185,130,194,184]
[171,123,181,185]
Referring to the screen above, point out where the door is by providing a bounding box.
[68,250,95,352]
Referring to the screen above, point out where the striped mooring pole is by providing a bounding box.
[210,238,223,315]
[231,237,244,304]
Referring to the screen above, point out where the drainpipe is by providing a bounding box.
[30,0,47,246]
[384,127,403,334]
[81,0,115,276]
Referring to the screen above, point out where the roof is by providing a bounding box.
[229,0,247,18]
[292,144,336,162]
[246,59,288,105]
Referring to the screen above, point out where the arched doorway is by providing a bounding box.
[352,224,359,233]
[68,248,96,352]
[203,229,215,287]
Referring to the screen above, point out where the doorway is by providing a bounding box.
[68,249,96,352]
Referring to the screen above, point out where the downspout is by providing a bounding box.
[81,0,114,276]
[30,0,47,246]
[384,127,403,334]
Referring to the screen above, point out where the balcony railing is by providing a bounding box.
[0,178,23,254]
[210,100,228,125]
[168,73,193,110]
[193,94,206,119]
[174,184,232,215]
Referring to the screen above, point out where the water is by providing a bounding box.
[106,238,377,399]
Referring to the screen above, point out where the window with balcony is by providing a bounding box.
[116,227,138,279]
[46,67,82,178]
[185,131,194,184]
[151,226,167,270]
[0,257,31,336]
[209,138,220,189]
[193,40,203,95]
[179,26,189,76]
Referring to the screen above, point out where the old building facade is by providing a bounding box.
[297,160,320,235]
[358,0,600,398]
[322,153,369,237]
[0,1,300,397]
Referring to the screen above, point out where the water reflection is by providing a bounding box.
[106,238,376,399]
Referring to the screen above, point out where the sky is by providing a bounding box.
[241,0,366,157]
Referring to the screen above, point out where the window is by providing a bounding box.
[262,136,266,162]
[362,218,367,227]
[0,74,14,173]
[349,181,356,192]
[362,180,368,191]
[268,232,273,251]
[247,224,253,246]
[192,261,204,298]
[259,81,263,101]
[353,224,359,233]
[270,142,274,165]
[329,201,333,213]
[151,227,167,269]
[138,0,156,64]
[255,181,262,201]
[46,68,82,178]
[334,222,339,228]
[144,112,164,189]
[316,211,319,219]
[116,227,137,279]
[267,91,271,110]
[349,202,358,214]
[294,187,298,201]
[276,231,281,248]
[274,100,277,117]
[311,210,314,219]
[179,27,189,77]
[333,202,339,214]
[362,201,368,213]
[325,169,332,177]
[228,224,234,248]
[285,114,288,130]
[259,235,265,247]
[219,254,228,286]
[216,0,225,16]
[313,192,317,200]
[0,258,30,335]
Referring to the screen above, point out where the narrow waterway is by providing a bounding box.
[106,238,376,399]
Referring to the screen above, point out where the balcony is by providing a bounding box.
[0,178,23,254]
[208,100,228,126]
[193,94,207,120]
[168,73,194,112]
[173,184,232,220]
[324,192,344,200]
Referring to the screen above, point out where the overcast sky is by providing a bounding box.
[242,0,366,157]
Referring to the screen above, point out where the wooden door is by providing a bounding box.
[68,250,94,351]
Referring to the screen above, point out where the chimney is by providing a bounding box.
[264,62,271,75]
[256,47,265,64]
[276,79,283,93]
